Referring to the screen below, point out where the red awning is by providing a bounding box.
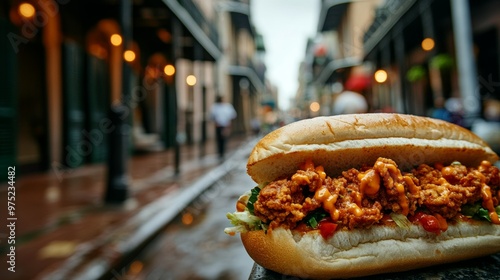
[345,74,371,91]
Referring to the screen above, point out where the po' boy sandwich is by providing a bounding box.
[225,113,500,279]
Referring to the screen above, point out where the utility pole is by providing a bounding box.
[105,0,132,203]
[172,17,183,175]
[451,0,480,128]
[194,41,206,158]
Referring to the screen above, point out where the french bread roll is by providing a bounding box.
[247,113,498,184]
[242,222,500,279]
[232,113,500,279]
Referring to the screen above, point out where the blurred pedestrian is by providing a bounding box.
[430,96,452,122]
[472,99,500,156]
[210,95,237,160]
[262,109,278,134]
[445,97,465,126]
[250,117,261,135]
[333,90,368,115]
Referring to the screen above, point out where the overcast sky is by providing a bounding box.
[250,0,320,111]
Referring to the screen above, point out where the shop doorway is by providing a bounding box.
[17,40,49,173]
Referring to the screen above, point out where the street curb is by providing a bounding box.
[40,138,258,280]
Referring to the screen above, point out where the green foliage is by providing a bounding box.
[430,54,454,70]
[406,65,427,82]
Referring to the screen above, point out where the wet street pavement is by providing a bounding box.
[114,145,256,280]
[0,136,256,280]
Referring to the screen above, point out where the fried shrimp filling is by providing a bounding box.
[253,158,500,230]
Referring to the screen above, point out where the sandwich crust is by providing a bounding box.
[247,113,498,184]
[241,223,500,279]
[239,113,500,278]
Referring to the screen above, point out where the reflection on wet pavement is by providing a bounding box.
[119,156,255,279]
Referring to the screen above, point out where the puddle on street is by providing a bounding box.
[118,169,255,280]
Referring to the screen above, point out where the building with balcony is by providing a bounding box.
[295,0,381,117]
[217,0,266,135]
[0,0,266,177]
[363,0,500,128]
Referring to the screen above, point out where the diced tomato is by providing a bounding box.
[419,215,442,234]
[409,212,426,223]
[410,212,446,235]
[318,220,338,239]
[434,213,448,232]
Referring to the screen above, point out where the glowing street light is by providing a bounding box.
[110,34,123,46]
[421,38,435,51]
[164,64,175,76]
[186,75,197,86]
[309,101,320,112]
[374,69,388,83]
[18,3,35,18]
[123,50,136,62]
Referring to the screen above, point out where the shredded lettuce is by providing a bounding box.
[224,209,266,235]
[390,213,412,229]
[246,186,261,215]
[304,210,328,229]
[224,185,267,235]
[462,203,500,222]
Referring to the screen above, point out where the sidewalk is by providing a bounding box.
[0,136,256,280]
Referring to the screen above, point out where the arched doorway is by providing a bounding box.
[6,1,50,173]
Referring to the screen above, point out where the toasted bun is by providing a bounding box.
[243,113,500,278]
[247,113,498,184]
[241,223,500,279]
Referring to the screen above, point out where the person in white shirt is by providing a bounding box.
[210,96,237,159]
